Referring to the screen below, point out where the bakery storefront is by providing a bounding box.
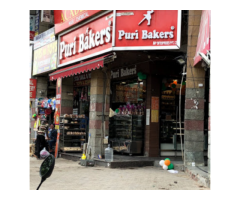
[50,10,185,157]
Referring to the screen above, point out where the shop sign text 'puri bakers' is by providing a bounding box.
[117,10,175,40]
[111,66,137,79]
[118,27,175,40]
[59,26,111,60]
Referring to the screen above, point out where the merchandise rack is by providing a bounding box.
[59,116,87,152]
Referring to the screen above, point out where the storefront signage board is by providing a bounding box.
[35,11,40,36]
[57,11,113,68]
[54,10,102,34]
[56,10,181,69]
[151,96,159,123]
[194,10,211,66]
[33,40,58,75]
[33,27,55,50]
[30,79,37,100]
[111,66,137,79]
[30,15,35,40]
[114,10,181,50]
[73,72,91,87]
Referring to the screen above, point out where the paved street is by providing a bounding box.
[30,157,209,190]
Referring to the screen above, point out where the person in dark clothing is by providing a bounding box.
[34,127,48,159]
[47,124,57,152]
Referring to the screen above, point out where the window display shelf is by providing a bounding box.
[60,117,87,152]
[109,115,144,155]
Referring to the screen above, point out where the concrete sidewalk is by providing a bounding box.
[30,157,209,190]
[185,166,210,188]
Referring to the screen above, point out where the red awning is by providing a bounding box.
[49,54,111,81]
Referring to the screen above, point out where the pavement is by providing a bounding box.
[30,157,209,190]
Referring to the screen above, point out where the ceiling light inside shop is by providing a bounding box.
[121,82,126,84]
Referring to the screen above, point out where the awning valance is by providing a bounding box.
[49,54,112,81]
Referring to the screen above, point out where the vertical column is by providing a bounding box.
[61,77,73,114]
[144,74,160,157]
[208,65,212,179]
[184,10,205,166]
[89,69,110,158]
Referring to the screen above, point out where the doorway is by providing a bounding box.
[159,78,186,156]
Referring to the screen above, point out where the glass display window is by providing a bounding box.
[111,79,146,111]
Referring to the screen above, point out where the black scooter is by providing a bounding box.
[36,154,55,190]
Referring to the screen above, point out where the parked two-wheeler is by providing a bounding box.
[36,154,55,190]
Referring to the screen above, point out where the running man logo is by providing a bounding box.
[138,10,154,26]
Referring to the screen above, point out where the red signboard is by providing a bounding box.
[114,10,181,49]
[58,12,113,67]
[30,79,37,99]
[194,10,211,66]
[54,10,101,34]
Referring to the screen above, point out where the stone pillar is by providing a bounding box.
[208,65,212,179]
[88,69,110,159]
[184,10,205,166]
[61,77,73,114]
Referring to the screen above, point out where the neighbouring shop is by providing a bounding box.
[73,72,91,116]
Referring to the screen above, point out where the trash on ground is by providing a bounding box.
[168,170,178,174]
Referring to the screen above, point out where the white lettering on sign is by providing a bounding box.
[118,27,174,41]
[30,86,35,91]
[74,73,91,81]
[111,66,137,79]
[60,27,112,60]
[76,12,89,22]
[121,66,137,77]
[111,70,119,79]
[56,94,61,99]
[56,100,61,105]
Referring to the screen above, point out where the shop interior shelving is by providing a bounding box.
[59,116,87,152]
[160,91,185,153]
[109,115,144,155]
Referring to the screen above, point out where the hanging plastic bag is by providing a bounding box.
[40,147,50,159]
